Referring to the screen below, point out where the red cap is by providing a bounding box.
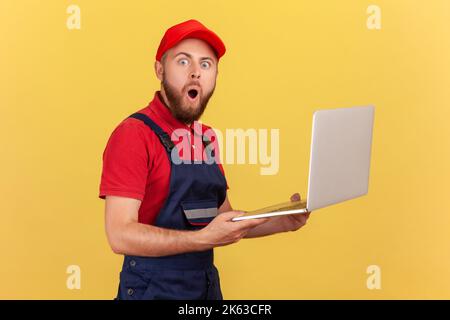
[155,19,226,61]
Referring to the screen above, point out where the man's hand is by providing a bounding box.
[280,193,311,232]
[197,211,269,247]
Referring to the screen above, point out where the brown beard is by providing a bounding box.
[162,76,215,124]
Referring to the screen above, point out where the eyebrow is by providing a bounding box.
[174,52,216,64]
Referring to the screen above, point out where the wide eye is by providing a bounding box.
[200,61,211,69]
[178,58,189,66]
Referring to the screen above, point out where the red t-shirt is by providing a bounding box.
[99,91,228,225]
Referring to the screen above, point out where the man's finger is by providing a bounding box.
[293,214,307,223]
[290,193,301,202]
[238,217,269,228]
[219,211,245,221]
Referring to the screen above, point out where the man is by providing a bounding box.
[99,19,311,300]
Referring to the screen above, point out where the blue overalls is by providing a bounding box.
[115,113,227,300]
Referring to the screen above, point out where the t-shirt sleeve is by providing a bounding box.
[99,120,150,201]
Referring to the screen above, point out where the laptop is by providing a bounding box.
[232,105,375,221]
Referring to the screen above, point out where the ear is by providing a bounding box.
[154,60,164,81]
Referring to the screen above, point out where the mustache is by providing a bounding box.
[183,81,202,91]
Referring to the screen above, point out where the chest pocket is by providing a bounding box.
[181,199,219,227]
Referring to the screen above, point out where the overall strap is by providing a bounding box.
[129,112,215,158]
[128,113,175,153]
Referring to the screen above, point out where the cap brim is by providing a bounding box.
[159,28,226,61]
[182,29,226,59]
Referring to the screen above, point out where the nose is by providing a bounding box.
[189,65,201,80]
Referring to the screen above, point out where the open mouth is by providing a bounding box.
[187,89,199,99]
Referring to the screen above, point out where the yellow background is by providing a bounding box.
[1,0,449,299]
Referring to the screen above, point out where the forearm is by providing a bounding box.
[244,216,290,238]
[110,222,211,257]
